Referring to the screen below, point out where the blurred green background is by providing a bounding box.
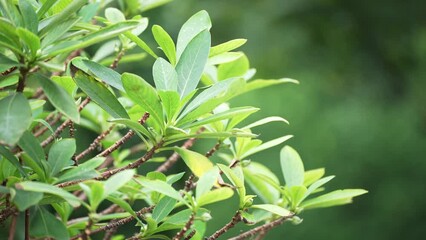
[141,0,426,239]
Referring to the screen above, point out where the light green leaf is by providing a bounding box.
[304,168,325,187]
[0,93,32,145]
[280,146,305,187]
[10,189,43,211]
[244,78,299,93]
[153,196,177,222]
[72,69,129,118]
[196,167,219,200]
[51,76,77,96]
[80,181,104,211]
[36,0,57,19]
[158,90,180,123]
[176,10,211,60]
[153,57,178,91]
[288,185,308,208]
[16,27,40,58]
[243,162,281,204]
[0,145,27,177]
[107,194,144,225]
[34,74,80,123]
[301,176,335,203]
[242,116,289,129]
[122,72,163,126]
[105,7,125,23]
[57,157,103,183]
[241,135,293,159]
[152,25,176,65]
[218,164,246,208]
[18,0,38,34]
[209,39,247,57]
[30,206,70,239]
[300,189,368,210]
[172,148,213,178]
[136,178,186,203]
[217,54,249,81]
[197,187,234,207]
[0,53,18,72]
[124,31,158,58]
[208,52,245,65]
[251,204,292,217]
[104,170,135,196]
[17,181,81,207]
[165,130,257,145]
[109,118,155,143]
[176,30,211,98]
[48,139,76,177]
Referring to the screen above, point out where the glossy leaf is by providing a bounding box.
[17,181,81,207]
[176,30,211,98]
[153,57,178,91]
[197,187,234,207]
[48,139,76,177]
[122,72,163,126]
[0,93,32,145]
[176,10,211,60]
[300,189,368,210]
[34,74,80,123]
[172,148,214,178]
[72,69,129,118]
[280,146,305,187]
[79,59,124,91]
[251,204,292,217]
[209,39,247,57]
[152,25,176,65]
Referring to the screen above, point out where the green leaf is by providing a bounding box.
[242,116,289,130]
[153,57,178,91]
[288,185,308,209]
[122,72,163,126]
[209,39,247,57]
[251,204,292,217]
[0,53,18,72]
[34,74,80,123]
[182,107,259,130]
[107,194,144,225]
[301,176,335,202]
[124,31,158,58]
[176,10,211,60]
[197,187,234,207]
[41,17,80,48]
[36,0,57,19]
[217,54,249,81]
[245,78,299,93]
[16,27,40,58]
[0,93,32,145]
[10,189,43,211]
[0,145,27,177]
[300,189,368,210]
[105,7,125,23]
[196,167,219,200]
[48,139,76,177]
[104,170,134,196]
[208,52,245,65]
[17,181,81,207]
[218,164,246,208]
[153,196,177,222]
[243,162,281,204]
[280,146,305,187]
[21,154,46,181]
[72,69,129,118]
[30,206,69,239]
[304,168,325,187]
[56,157,103,183]
[18,0,38,34]
[109,118,155,143]
[136,178,186,203]
[172,148,214,178]
[44,21,139,58]
[39,0,87,34]
[78,59,124,91]
[152,25,176,65]
[176,30,211,98]
[165,131,257,145]
[80,181,104,211]
[158,90,180,123]
[241,135,293,159]
[51,76,77,96]
[18,131,45,170]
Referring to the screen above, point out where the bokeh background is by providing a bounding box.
[140,0,426,239]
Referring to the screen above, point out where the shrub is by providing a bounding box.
[0,1,366,239]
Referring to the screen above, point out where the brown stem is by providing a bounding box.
[228,214,295,240]
[156,127,206,173]
[184,174,195,193]
[184,230,196,240]
[25,209,30,240]
[68,121,76,138]
[205,141,221,158]
[254,230,267,240]
[1,66,17,76]
[110,50,125,69]
[0,207,18,223]
[17,66,29,92]
[172,212,195,240]
[8,214,17,240]
[75,125,115,162]
[206,211,243,240]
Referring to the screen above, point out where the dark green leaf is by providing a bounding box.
[16,27,40,58]
[72,69,129,118]
[10,189,43,211]
[0,93,32,145]
[56,157,103,183]
[30,206,69,239]
[17,181,81,207]
[152,25,176,65]
[0,145,27,177]
[48,139,76,177]
[18,131,46,172]
[79,58,124,91]
[176,30,211,98]
[18,0,38,34]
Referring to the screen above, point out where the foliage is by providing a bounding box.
[0,1,366,239]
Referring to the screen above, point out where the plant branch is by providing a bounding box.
[75,124,116,162]
[33,113,63,137]
[110,50,125,69]
[228,214,295,240]
[25,209,30,240]
[172,212,195,240]
[206,211,243,240]
[8,214,17,240]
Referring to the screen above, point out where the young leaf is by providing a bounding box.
[196,167,220,200]
[152,25,176,65]
[123,32,158,58]
[300,189,368,210]
[153,57,178,91]
[0,146,27,177]
[104,170,135,196]
[176,30,211,98]
[243,162,281,204]
[72,69,129,118]
[136,178,186,203]
[304,168,325,187]
[288,185,308,209]
[18,0,38,34]
[209,39,247,57]
[16,27,40,58]
[105,7,125,23]
[280,146,305,187]
[30,206,70,239]
[48,139,76,177]
[176,10,211,60]
[172,148,214,178]
[208,52,245,66]
[153,196,177,222]
[197,187,234,207]
[218,164,246,208]
[122,72,164,126]
[0,93,32,145]
[16,181,81,207]
[217,54,249,81]
[244,78,299,93]
[241,135,293,159]
[33,74,80,123]
[251,204,292,217]
[158,90,180,123]
[242,116,289,129]
[301,176,335,203]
